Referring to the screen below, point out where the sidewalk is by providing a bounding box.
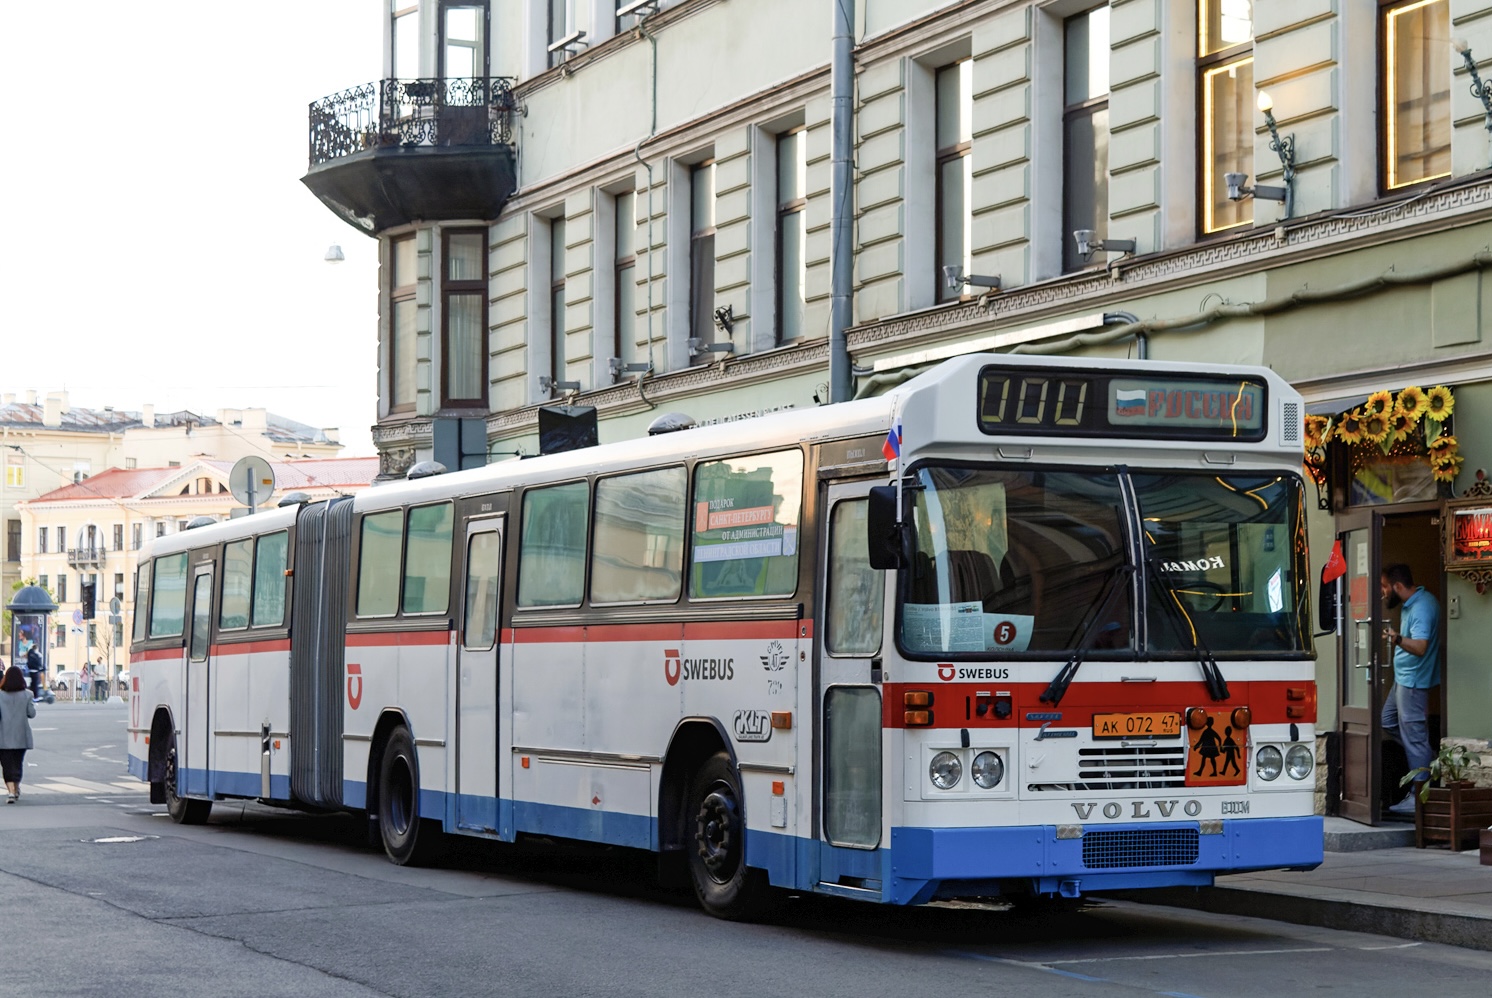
[1117,817,1492,951]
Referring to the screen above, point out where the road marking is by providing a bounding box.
[48,777,127,794]
[30,783,94,795]
[1039,946,1333,966]
[1356,942,1422,950]
[949,951,1108,983]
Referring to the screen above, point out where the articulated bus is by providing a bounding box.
[127,354,1322,918]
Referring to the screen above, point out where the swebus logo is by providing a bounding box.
[663,649,735,686]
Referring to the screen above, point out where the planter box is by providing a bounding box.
[1415,784,1492,850]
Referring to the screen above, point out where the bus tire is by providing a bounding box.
[163,737,211,825]
[377,726,442,866]
[686,752,773,921]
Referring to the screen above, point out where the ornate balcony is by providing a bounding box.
[302,77,520,235]
[67,547,106,568]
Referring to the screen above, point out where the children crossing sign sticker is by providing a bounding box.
[1186,709,1247,787]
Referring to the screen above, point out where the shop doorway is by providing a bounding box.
[1334,504,1443,825]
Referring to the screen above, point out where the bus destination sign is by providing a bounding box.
[977,367,1268,442]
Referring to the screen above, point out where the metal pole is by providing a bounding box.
[247,476,257,517]
[828,0,855,403]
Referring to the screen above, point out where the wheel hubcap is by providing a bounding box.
[694,786,740,883]
[387,757,414,835]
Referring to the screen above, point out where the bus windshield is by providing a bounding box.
[900,466,1131,656]
[1134,472,1309,656]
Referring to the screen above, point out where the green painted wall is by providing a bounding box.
[1444,380,1492,741]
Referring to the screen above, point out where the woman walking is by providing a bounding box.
[0,665,37,803]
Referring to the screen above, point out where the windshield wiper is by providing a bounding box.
[1144,556,1230,702]
[1040,561,1134,707]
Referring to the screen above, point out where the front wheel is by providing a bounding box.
[163,738,211,825]
[685,752,774,921]
[377,726,443,865]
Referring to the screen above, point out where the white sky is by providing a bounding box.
[1,2,383,456]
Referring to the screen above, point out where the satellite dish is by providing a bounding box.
[229,456,276,511]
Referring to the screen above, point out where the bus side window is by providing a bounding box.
[689,449,803,599]
[591,467,686,604]
[518,482,589,607]
[251,531,289,627]
[826,499,884,656]
[357,511,405,616]
[132,561,153,643]
[220,539,253,629]
[403,503,454,614]
[149,553,189,639]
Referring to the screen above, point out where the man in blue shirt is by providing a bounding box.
[1380,563,1441,816]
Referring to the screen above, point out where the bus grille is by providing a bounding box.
[1082,828,1200,869]
[1073,745,1187,789]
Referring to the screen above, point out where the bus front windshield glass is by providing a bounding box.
[1134,472,1309,656]
[899,466,1130,656]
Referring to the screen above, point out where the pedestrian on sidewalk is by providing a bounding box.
[1380,563,1441,816]
[79,661,93,702]
[0,665,36,804]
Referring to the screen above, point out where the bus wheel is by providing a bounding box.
[686,752,773,921]
[163,738,211,825]
[377,726,442,865]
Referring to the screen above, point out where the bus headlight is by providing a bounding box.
[1285,744,1313,780]
[1255,745,1284,781]
[930,751,963,790]
[972,751,1004,789]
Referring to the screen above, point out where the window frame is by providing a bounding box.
[1061,4,1113,273]
[1196,1,1255,235]
[390,234,419,413]
[589,465,689,607]
[1379,0,1452,192]
[439,0,490,80]
[148,553,189,640]
[517,479,592,609]
[402,502,456,616]
[688,159,717,358]
[250,531,291,628]
[934,59,972,303]
[440,227,489,409]
[687,447,805,602]
[356,509,408,619]
[550,215,567,387]
[775,127,808,342]
[613,190,638,371]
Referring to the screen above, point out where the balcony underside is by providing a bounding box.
[302,144,517,235]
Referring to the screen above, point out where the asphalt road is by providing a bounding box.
[1,705,1489,998]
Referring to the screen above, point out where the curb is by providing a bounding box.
[1108,885,1492,952]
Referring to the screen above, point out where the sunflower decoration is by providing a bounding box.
[1335,408,1365,445]
[1304,415,1330,450]
[1432,454,1464,484]
[1362,390,1394,418]
[1382,408,1416,448]
[1424,385,1455,422]
[1361,410,1391,444]
[1427,433,1458,455]
[1395,385,1429,422]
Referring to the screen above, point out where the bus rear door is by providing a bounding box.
[184,563,214,798]
[456,516,504,834]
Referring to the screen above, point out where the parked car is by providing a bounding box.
[50,670,83,691]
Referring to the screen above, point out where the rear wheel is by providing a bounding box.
[377,726,443,865]
[163,738,211,825]
[685,752,774,920]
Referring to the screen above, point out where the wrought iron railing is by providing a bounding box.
[66,546,106,567]
[308,77,518,168]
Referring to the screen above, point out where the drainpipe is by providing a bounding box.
[634,14,660,375]
[828,0,854,402]
[1103,311,1144,359]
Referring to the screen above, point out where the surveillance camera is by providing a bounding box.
[1224,172,1248,201]
[942,264,963,291]
[1072,229,1094,257]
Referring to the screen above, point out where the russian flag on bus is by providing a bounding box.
[882,423,902,461]
[1114,389,1147,417]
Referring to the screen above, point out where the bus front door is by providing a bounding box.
[184,565,214,798]
[456,517,504,834]
[816,481,887,886]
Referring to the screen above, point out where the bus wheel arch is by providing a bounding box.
[368,711,442,866]
[658,718,734,855]
[149,707,210,824]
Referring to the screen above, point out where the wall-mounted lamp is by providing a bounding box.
[546,30,589,59]
[1072,230,1136,262]
[1230,90,1297,218]
[712,304,745,333]
[538,375,581,396]
[608,358,653,381]
[1453,39,1492,138]
[617,0,660,16]
[941,265,1001,292]
[688,337,734,360]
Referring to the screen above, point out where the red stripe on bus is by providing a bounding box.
[346,631,453,647]
[133,647,183,662]
[210,639,291,655]
[881,680,1317,728]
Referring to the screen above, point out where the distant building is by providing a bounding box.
[15,456,379,679]
[0,390,343,601]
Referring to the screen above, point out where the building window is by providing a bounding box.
[132,523,143,550]
[1062,5,1112,272]
[548,0,570,68]
[57,526,66,552]
[114,572,125,601]
[38,575,47,593]
[56,623,66,648]
[1383,0,1450,190]
[689,160,717,355]
[550,216,567,386]
[1198,1,1254,233]
[4,453,21,488]
[442,228,488,407]
[125,457,137,470]
[58,574,67,603]
[113,523,124,551]
[442,1,488,79]
[38,526,47,555]
[177,520,189,533]
[5,520,17,562]
[614,190,639,371]
[935,60,972,302]
[391,1,419,79]
[156,523,166,538]
[776,128,808,342]
[391,235,418,412]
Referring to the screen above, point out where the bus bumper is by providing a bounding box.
[880,816,1323,905]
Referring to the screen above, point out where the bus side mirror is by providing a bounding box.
[1318,573,1340,635]
[867,486,913,570]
